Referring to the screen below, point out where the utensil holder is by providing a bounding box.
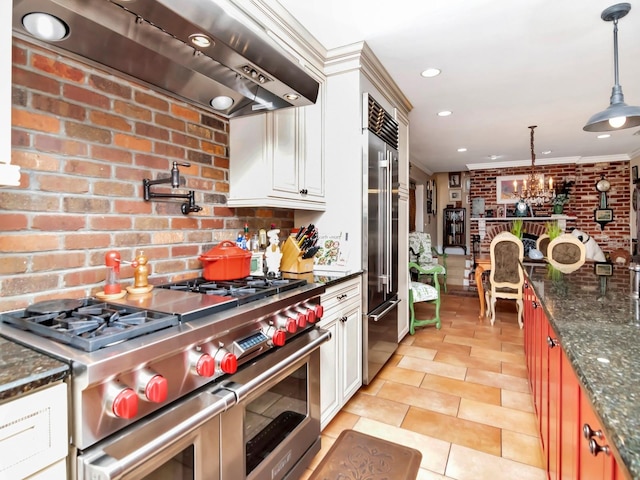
[280,237,314,273]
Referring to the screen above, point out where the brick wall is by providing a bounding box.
[470,162,630,255]
[0,38,294,311]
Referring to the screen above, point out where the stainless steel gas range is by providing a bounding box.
[0,276,329,480]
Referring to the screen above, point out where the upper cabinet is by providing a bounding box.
[228,73,325,211]
[1,2,20,186]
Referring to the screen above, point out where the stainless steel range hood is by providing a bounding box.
[12,0,319,117]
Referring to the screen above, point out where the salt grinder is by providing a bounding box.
[104,250,122,294]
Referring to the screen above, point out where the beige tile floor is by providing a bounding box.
[301,290,546,480]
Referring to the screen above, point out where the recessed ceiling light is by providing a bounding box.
[437,110,452,117]
[457,148,467,152]
[597,134,611,139]
[284,93,299,101]
[421,68,441,78]
[542,150,552,155]
[189,33,213,48]
[489,154,499,160]
[22,12,68,41]
[210,96,234,110]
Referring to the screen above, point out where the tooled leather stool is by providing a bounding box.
[309,429,422,480]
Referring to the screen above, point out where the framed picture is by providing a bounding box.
[594,262,613,276]
[449,189,462,201]
[449,172,461,188]
[633,165,638,183]
[496,174,535,204]
[594,208,613,222]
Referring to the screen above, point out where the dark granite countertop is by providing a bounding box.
[525,262,640,479]
[282,269,364,289]
[0,336,69,402]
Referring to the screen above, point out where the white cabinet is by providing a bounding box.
[1,1,20,185]
[228,80,325,211]
[0,382,68,479]
[319,277,362,429]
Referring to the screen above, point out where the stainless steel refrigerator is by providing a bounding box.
[362,93,400,385]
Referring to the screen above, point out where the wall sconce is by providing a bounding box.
[594,174,613,230]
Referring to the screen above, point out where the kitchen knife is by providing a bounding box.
[295,226,305,241]
[302,246,320,259]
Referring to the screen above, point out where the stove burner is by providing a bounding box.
[158,276,307,304]
[1,300,178,352]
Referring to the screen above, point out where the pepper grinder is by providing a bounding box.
[126,251,154,295]
[104,250,121,295]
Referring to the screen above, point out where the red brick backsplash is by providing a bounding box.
[0,38,294,311]
[470,162,631,255]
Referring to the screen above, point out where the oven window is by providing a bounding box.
[141,445,194,479]
[244,364,308,475]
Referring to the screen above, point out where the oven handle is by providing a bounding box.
[219,327,331,402]
[78,390,235,479]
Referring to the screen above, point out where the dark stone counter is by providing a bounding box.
[283,269,364,288]
[525,262,640,479]
[0,336,69,402]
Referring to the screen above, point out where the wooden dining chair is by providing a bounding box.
[536,234,551,257]
[409,262,445,333]
[488,231,524,328]
[547,234,586,273]
[409,232,447,292]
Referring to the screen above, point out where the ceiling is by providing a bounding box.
[276,0,640,174]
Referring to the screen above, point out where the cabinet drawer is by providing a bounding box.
[0,383,68,479]
[321,278,361,314]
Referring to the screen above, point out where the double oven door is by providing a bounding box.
[220,329,326,480]
[76,328,329,480]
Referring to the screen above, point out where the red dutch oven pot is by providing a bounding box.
[199,240,251,280]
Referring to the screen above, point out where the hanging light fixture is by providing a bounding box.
[583,3,640,132]
[513,126,554,206]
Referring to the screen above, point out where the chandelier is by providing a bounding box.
[513,126,554,206]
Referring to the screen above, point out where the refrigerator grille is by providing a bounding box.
[366,95,399,150]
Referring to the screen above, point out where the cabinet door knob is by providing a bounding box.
[547,336,559,348]
[299,189,308,195]
[337,293,348,300]
[339,316,348,323]
[532,301,539,309]
[589,438,610,457]
[583,423,604,440]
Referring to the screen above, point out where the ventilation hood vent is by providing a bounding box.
[12,0,319,117]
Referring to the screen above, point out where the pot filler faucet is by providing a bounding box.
[143,162,203,214]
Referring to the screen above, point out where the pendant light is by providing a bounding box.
[583,3,640,132]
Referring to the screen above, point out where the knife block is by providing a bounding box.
[280,237,314,273]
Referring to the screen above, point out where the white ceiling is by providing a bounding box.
[276,0,640,174]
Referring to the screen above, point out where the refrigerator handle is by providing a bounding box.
[386,149,393,295]
[369,299,400,321]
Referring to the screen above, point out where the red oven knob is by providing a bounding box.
[295,312,307,328]
[144,375,168,403]
[307,305,323,323]
[112,388,138,419]
[306,308,316,324]
[215,349,238,374]
[272,329,286,347]
[194,352,215,377]
[278,316,298,334]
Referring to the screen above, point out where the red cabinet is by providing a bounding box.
[547,324,561,480]
[560,351,579,480]
[524,287,629,480]
[579,389,616,480]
